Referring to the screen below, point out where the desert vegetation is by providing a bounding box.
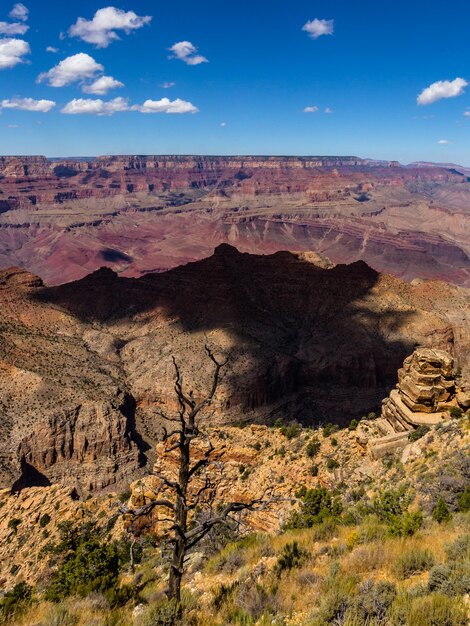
[1,412,468,625]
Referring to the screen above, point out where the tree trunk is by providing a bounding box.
[167,437,190,606]
[168,539,185,603]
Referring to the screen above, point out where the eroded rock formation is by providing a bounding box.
[370,348,470,458]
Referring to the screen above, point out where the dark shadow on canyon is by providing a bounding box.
[33,244,419,426]
[11,459,51,494]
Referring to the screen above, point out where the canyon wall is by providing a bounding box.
[1,245,469,493]
[0,155,468,285]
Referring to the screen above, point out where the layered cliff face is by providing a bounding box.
[1,245,469,494]
[369,348,470,458]
[0,267,142,493]
[0,155,469,285]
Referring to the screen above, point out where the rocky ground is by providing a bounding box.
[0,412,468,589]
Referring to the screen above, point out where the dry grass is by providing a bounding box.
[4,513,469,626]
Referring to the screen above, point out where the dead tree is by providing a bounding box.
[120,346,280,606]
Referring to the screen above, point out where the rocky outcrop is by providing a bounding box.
[369,348,469,458]
[17,392,140,493]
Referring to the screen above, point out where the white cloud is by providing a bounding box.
[37,53,103,87]
[7,123,19,127]
[61,96,198,116]
[303,106,319,113]
[82,75,124,95]
[417,77,468,105]
[0,38,29,68]
[437,139,450,144]
[0,97,56,112]
[325,107,333,113]
[161,81,175,88]
[465,109,470,117]
[0,21,28,35]
[220,121,227,127]
[46,46,59,53]
[302,18,334,39]
[133,98,199,114]
[68,7,152,48]
[61,96,129,116]
[169,41,208,65]
[9,3,28,21]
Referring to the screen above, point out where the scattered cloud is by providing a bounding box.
[437,139,450,144]
[417,77,468,105]
[161,81,175,89]
[325,107,333,113]
[6,123,19,127]
[61,97,129,116]
[9,3,28,21]
[61,96,198,116]
[0,38,30,68]
[302,18,334,39]
[464,109,470,117]
[0,97,56,112]
[133,98,199,114]
[303,106,319,113]
[169,41,208,65]
[0,21,28,35]
[82,75,124,95]
[68,7,152,48]
[220,121,227,127]
[46,46,59,53]
[37,53,103,87]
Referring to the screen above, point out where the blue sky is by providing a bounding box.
[0,0,469,163]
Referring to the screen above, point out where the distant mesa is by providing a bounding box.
[0,154,468,288]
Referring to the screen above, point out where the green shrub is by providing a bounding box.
[326,457,340,471]
[0,582,33,619]
[279,422,301,440]
[409,425,430,442]
[7,518,21,533]
[445,535,470,563]
[310,464,319,477]
[39,513,51,528]
[348,419,359,431]
[395,547,435,579]
[139,598,181,625]
[450,407,463,419]
[322,423,339,437]
[275,541,308,576]
[457,486,470,512]
[407,593,467,626]
[388,511,423,537]
[373,488,410,520]
[45,537,120,601]
[285,487,342,529]
[305,438,321,458]
[352,579,397,622]
[428,563,470,596]
[433,497,452,524]
[373,488,422,537]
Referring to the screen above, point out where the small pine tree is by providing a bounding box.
[432,497,452,524]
